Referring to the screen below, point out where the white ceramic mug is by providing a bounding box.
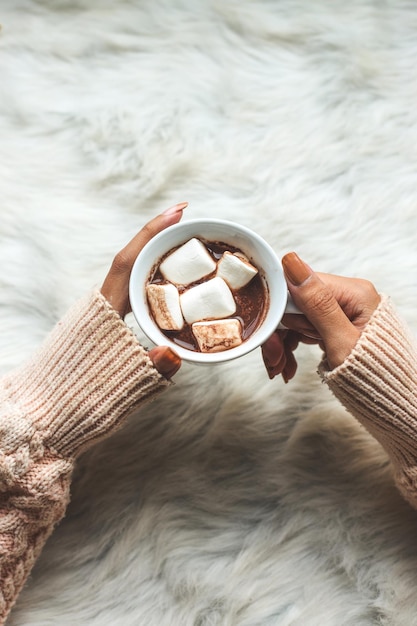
[129,219,300,364]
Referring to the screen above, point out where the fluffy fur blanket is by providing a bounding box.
[1,1,417,624]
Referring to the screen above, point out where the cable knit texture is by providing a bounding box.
[0,290,169,624]
[320,295,417,509]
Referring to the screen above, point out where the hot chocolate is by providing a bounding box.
[146,238,268,353]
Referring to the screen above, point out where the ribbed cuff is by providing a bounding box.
[2,290,170,458]
[319,296,417,470]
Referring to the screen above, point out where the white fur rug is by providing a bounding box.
[2,1,417,624]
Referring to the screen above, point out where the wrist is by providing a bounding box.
[4,290,170,458]
[325,326,362,370]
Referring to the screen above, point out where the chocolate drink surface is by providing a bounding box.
[147,239,268,352]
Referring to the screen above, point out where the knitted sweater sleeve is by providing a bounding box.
[319,295,417,509]
[0,290,170,623]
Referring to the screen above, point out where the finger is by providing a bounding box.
[298,335,321,346]
[266,349,288,380]
[148,346,182,379]
[266,337,299,383]
[262,331,295,379]
[280,331,299,383]
[113,202,188,273]
[282,346,298,383]
[262,331,286,370]
[280,313,321,340]
[282,253,354,338]
[282,252,360,368]
[285,329,301,352]
[101,202,187,316]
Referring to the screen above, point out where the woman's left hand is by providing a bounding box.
[262,252,381,382]
[101,203,187,378]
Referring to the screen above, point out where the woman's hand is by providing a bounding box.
[101,203,187,378]
[262,252,381,381]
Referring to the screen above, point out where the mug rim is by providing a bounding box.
[129,218,287,363]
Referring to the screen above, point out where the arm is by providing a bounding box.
[0,204,185,623]
[262,252,417,508]
[319,295,417,509]
[0,290,169,622]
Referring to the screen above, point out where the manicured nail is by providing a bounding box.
[282,252,312,286]
[267,367,276,380]
[163,202,188,216]
[151,346,181,379]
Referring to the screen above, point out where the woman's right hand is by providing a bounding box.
[262,252,381,381]
[101,203,188,380]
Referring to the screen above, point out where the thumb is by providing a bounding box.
[282,253,360,368]
[149,346,182,379]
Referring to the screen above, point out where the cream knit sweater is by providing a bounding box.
[320,295,417,509]
[0,290,170,624]
[0,292,416,623]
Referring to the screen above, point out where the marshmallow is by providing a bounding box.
[192,319,243,353]
[159,238,216,285]
[180,276,236,324]
[216,251,258,289]
[146,283,184,331]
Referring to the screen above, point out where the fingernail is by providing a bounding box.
[151,346,181,379]
[267,368,276,380]
[163,202,188,216]
[282,252,312,286]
